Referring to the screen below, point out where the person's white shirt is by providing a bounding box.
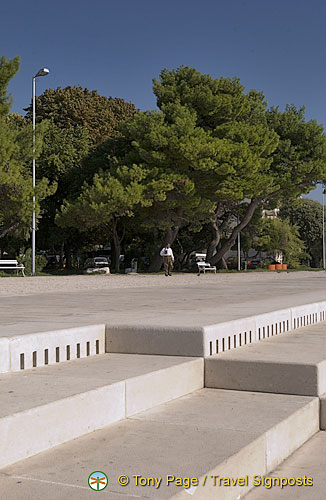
[160,247,174,261]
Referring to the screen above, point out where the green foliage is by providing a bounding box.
[18,248,48,275]
[0,57,56,241]
[0,56,20,116]
[253,217,306,268]
[266,106,326,202]
[25,87,137,144]
[3,61,326,272]
[279,198,323,267]
[56,164,150,231]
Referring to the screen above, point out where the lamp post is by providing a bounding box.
[237,230,241,271]
[32,68,49,276]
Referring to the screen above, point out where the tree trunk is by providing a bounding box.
[148,208,184,273]
[210,199,260,266]
[206,204,230,262]
[206,218,221,262]
[221,257,228,269]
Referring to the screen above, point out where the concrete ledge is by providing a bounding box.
[0,389,319,500]
[319,393,326,429]
[0,337,10,373]
[0,381,125,469]
[126,358,204,416]
[205,358,320,396]
[205,322,326,397]
[0,324,106,374]
[106,301,326,358]
[2,300,326,374]
[0,354,203,468]
[265,397,319,470]
[106,325,205,356]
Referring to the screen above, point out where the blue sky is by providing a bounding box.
[2,0,325,201]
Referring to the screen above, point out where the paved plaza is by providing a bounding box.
[1,271,326,337]
[1,271,326,500]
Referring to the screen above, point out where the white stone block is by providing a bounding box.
[106,325,205,357]
[9,324,105,372]
[126,358,204,416]
[0,381,125,468]
[0,337,10,373]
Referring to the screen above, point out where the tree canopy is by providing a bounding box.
[25,86,137,144]
[2,60,326,272]
[0,57,55,242]
[280,198,323,267]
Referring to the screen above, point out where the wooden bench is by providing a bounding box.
[0,260,25,276]
[197,261,217,275]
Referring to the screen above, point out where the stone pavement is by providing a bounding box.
[1,272,326,337]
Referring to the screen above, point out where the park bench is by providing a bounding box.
[197,261,217,275]
[0,260,25,276]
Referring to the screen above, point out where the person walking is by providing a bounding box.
[160,243,174,276]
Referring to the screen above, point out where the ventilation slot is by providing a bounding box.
[32,351,37,368]
[20,353,24,370]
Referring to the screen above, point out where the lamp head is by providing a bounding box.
[35,68,50,78]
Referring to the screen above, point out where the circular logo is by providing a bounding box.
[88,471,108,491]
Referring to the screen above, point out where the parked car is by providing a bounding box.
[83,257,110,269]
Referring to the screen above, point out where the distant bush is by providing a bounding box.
[18,248,48,275]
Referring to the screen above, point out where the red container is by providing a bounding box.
[282,264,287,270]
[267,264,276,270]
[275,264,283,270]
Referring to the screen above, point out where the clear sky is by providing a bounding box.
[2,0,325,201]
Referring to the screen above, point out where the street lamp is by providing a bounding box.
[32,67,49,276]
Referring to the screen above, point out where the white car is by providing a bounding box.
[84,257,110,269]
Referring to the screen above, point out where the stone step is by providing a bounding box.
[106,302,326,357]
[0,353,203,468]
[243,431,326,499]
[205,322,326,396]
[0,389,319,500]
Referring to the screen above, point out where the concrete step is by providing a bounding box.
[106,302,326,357]
[0,389,319,500]
[0,324,106,374]
[205,322,326,396]
[243,431,326,499]
[0,353,203,468]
